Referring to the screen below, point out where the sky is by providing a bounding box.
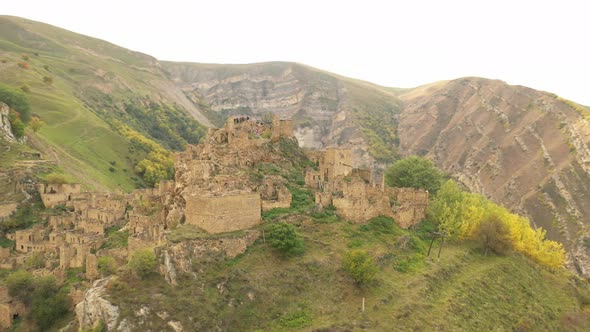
[3,0,590,105]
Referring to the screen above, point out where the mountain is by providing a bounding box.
[1,16,590,276]
[397,78,590,274]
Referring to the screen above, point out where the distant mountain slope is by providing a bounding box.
[162,61,403,166]
[397,77,590,274]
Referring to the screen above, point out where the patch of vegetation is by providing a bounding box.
[0,201,44,233]
[167,224,245,242]
[342,249,379,286]
[310,205,339,224]
[100,229,129,249]
[128,248,157,278]
[385,155,445,194]
[266,221,305,257]
[429,180,565,268]
[0,237,14,248]
[5,271,70,330]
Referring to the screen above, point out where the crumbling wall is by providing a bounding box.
[37,183,81,208]
[185,193,261,234]
[0,286,25,329]
[320,148,353,181]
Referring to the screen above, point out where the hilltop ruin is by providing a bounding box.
[0,114,428,328]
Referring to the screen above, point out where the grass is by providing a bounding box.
[105,215,590,331]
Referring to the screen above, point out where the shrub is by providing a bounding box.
[21,54,29,61]
[29,276,70,330]
[25,251,45,269]
[475,214,512,255]
[98,256,117,276]
[20,84,30,93]
[6,270,34,301]
[342,250,378,286]
[385,156,444,194]
[30,116,44,132]
[46,173,69,184]
[359,215,399,235]
[267,221,305,257]
[43,76,53,85]
[128,248,157,278]
[18,62,29,69]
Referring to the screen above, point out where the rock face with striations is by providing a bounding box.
[0,102,16,141]
[397,77,590,275]
[76,277,127,331]
[162,61,400,168]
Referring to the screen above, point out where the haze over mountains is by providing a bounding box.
[1,15,590,277]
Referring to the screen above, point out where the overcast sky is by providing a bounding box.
[4,0,590,105]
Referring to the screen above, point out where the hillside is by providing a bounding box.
[397,78,590,275]
[1,16,589,278]
[0,15,209,191]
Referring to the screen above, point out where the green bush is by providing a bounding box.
[101,229,129,249]
[385,156,444,194]
[359,216,400,235]
[98,256,117,276]
[0,83,31,122]
[342,250,378,286]
[267,221,305,257]
[128,248,157,278]
[6,270,34,301]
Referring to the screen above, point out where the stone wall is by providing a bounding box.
[320,148,353,181]
[185,193,261,234]
[38,183,82,208]
[0,286,25,329]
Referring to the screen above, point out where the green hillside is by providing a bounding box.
[0,16,206,191]
[108,219,590,331]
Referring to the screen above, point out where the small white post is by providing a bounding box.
[362,297,365,312]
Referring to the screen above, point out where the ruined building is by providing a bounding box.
[171,115,294,233]
[306,148,428,228]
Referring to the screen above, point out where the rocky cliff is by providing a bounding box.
[397,77,590,274]
[0,102,16,141]
[162,62,401,167]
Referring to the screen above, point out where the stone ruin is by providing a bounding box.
[0,114,432,329]
[305,148,428,228]
[171,114,295,233]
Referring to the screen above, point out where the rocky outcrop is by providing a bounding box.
[158,230,259,285]
[397,77,590,276]
[0,103,16,141]
[75,277,126,331]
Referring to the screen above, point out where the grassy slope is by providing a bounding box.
[109,219,590,331]
[0,16,205,191]
[107,142,590,331]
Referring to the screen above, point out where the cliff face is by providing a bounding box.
[162,62,400,167]
[0,102,16,141]
[397,77,590,274]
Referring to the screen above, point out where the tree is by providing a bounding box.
[267,221,305,257]
[342,250,378,286]
[30,116,44,132]
[6,270,34,302]
[385,156,444,194]
[128,248,156,278]
[475,214,513,255]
